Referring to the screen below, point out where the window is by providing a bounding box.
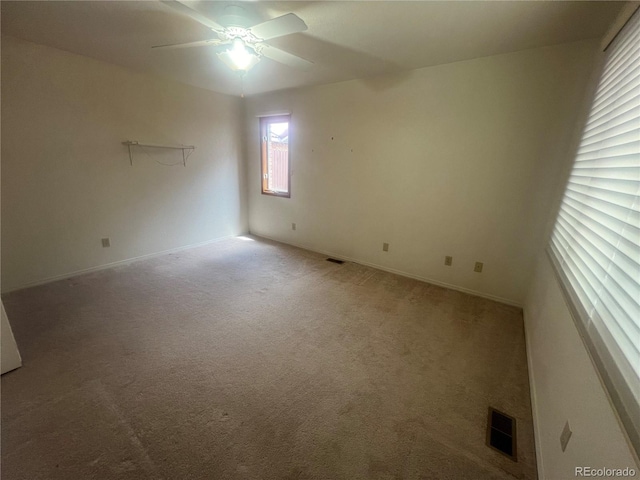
[548,9,640,457]
[260,115,290,197]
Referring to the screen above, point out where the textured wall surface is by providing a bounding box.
[244,40,599,305]
[525,254,638,478]
[1,36,246,292]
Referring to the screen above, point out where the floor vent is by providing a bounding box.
[486,407,517,461]
[326,258,344,264]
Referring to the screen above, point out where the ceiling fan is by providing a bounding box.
[154,1,313,73]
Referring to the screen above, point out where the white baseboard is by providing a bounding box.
[250,232,523,308]
[5,230,524,310]
[2,234,244,294]
[523,309,545,480]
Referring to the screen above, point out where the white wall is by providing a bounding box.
[0,68,23,370]
[524,254,638,478]
[522,7,640,476]
[243,40,599,305]
[1,36,247,292]
[1,302,22,374]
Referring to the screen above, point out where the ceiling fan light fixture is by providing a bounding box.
[218,38,260,72]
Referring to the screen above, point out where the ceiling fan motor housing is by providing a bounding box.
[219,5,252,29]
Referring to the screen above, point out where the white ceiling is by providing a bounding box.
[1,1,624,97]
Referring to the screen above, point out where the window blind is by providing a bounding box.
[548,8,640,456]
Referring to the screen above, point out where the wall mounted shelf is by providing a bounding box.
[122,141,195,166]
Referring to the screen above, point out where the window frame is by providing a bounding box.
[260,114,291,198]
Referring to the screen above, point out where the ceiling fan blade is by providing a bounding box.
[260,45,313,70]
[249,13,307,41]
[160,1,225,32]
[152,38,225,50]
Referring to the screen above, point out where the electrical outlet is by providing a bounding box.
[292,223,296,231]
[101,238,111,248]
[382,243,389,252]
[560,421,572,452]
[474,261,483,273]
[445,256,453,266]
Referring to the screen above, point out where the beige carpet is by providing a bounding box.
[2,235,537,480]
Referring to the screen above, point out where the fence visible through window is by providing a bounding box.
[261,116,290,197]
[267,122,288,193]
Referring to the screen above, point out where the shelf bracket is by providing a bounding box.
[122,141,195,166]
